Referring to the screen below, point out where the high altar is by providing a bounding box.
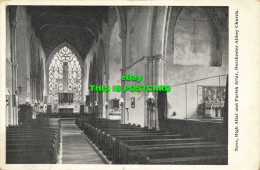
[197,86,226,118]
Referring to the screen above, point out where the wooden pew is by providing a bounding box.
[80,118,228,165]
[79,118,226,165]
[7,138,57,145]
[83,121,150,149]
[123,143,227,164]
[6,118,61,164]
[116,137,206,163]
[83,119,192,163]
[85,123,185,163]
[95,129,164,148]
[84,122,147,144]
[107,134,194,163]
[96,130,170,147]
[149,155,228,164]
[6,149,56,164]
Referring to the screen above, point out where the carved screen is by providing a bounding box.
[49,46,82,103]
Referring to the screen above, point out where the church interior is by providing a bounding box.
[5,6,229,164]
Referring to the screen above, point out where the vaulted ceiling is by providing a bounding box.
[27,6,109,61]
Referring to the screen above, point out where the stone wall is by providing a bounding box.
[6,6,46,126]
[83,6,228,127]
[166,7,228,119]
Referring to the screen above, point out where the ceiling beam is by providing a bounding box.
[32,13,101,34]
[33,13,100,30]
[39,24,96,38]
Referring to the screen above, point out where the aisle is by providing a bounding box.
[60,119,105,164]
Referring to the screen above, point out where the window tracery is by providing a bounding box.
[48,46,82,103]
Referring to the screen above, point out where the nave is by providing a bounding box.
[60,119,106,164]
[6,117,227,164]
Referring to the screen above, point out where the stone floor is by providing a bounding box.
[60,119,105,164]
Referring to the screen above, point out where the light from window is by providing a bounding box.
[49,46,82,103]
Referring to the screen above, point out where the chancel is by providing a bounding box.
[47,45,83,116]
[5,6,228,164]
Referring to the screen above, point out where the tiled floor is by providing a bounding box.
[61,120,104,164]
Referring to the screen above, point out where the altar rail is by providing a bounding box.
[36,112,90,118]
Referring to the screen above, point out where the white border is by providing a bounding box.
[0,0,259,169]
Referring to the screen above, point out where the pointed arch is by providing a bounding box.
[165,7,223,66]
[46,42,85,104]
[46,42,84,70]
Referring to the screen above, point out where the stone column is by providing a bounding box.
[146,6,168,130]
[154,55,166,130]
[120,30,127,124]
[34,79,37,103]
[32,79,34,103]
[30,79,33,103]
[146,55,166,129]
[10,19,18,126]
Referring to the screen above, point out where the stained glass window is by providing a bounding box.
[49,46,82,103]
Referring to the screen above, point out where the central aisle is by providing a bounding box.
[60,119,105,164]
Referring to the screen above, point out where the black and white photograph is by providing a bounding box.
[1,1,259,169]
[4,5,229,165]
